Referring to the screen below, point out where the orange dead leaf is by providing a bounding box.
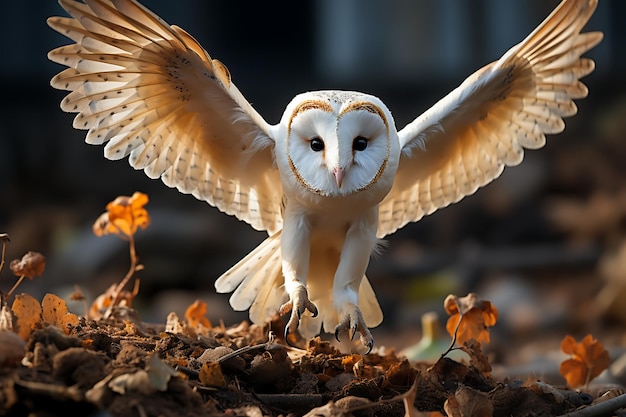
[185,300,211,329]
[93,192,150,238]
[444,293,498,345]
[199,361,226,387]
[41,293,80,334]
[9,251,45,279]
[341,354,363,373]
[559,334,610,388]
[11,294,42,340]
[90,283,137,319]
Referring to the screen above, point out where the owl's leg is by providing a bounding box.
[279,210,318,343]
[332,209,379,353]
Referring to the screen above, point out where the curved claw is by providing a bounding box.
[284,326,297,348]
[350,323,358,341]
[279,286,318,347]
[364,339,374,355]
[334,303,375,353]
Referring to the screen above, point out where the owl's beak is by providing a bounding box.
[333,167,344,188]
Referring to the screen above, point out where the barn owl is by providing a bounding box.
[48,0,602,352]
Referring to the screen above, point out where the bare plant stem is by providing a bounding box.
[557,393,626,417]
[0,236,7,273]
[104,234,139,317]
[6,275,26,300]
[217,331,277,363]
[440,315,463,359]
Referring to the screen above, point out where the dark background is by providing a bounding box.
[1,1,625,359]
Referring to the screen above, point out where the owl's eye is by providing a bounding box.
[353,136,368,151]
[310,137,325,152]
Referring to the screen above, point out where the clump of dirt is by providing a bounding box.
[0,306,591,417]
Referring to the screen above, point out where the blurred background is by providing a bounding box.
[1,0,625,380]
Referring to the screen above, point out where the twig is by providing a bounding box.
[217,331,277,363]
[0,233,9,273]
[5,275,26,300]
[110,234,138,307]
[14,378,83,402]
[557,393,626,417]
[440,310,464,359]
[343,374,420,414]
[104,235,142,318]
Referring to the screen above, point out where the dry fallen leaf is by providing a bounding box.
[9,252,45,279]
[11,293,42,340]
[165,312,185,334]
[184,299,211,329]
[0,304,13,331]
[302,400,348,417]
[109,354,177,395]
[41,293,80,334]
[145,353,179,390]
[443,386,493,417]
[199,361,226,388]
[444,293,498,345]
[11,293,80,339]
[560,334,611,389]
[93,191,150,238]
[459,339,492,375]
[402,377,421,417]
[90,283,136,320]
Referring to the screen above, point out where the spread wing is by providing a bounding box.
[48,0,283,234]
[377,0,602,238]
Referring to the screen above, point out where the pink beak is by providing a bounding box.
[333,167,344,188]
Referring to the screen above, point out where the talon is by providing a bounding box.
[279,285,317,346]
[350,323,358,341]
[284,326,297,347]
[334,303,375,352]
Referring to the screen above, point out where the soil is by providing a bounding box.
[0,306,612,417]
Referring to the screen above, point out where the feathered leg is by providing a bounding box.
[332,207,379,353]
[279,205,318,343]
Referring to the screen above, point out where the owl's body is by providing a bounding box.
[48,0,603,351]
[220,91,400,345]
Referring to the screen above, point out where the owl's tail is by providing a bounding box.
[215,232,286,325]
[214,231,383,340]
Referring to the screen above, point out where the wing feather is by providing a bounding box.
[48,0,283,234]
[378,0,602,238]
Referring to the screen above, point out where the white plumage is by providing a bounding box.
[48,0,602,351]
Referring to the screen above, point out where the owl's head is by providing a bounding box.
[276,91,398,198]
